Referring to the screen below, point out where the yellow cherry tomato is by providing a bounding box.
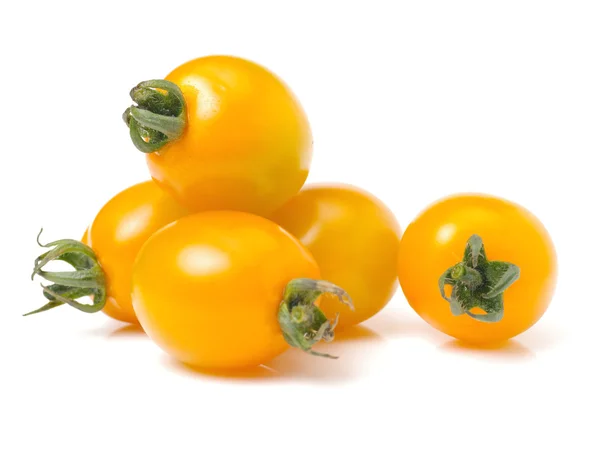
[270,184,402,328]
[397,194,557,344]
[132,211,352,369]
[124,55,312,215]
[81,229,130,323]
[30,181,188,323]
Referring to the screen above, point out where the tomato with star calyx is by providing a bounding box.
[123,55,313,216]
[80,229,130,323]
[29,181,189,323]
[397,194,557,344]
[270,184,401,328]
[132,211,353,369]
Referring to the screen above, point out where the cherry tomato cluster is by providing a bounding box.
[30,55,557,370]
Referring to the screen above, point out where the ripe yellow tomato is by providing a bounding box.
[81,229,130,323]
[270,184,402,328]
[124,55,312,215]
[397,194,557,344]
[30,181,188,322]
[132,211,351,369]
[86,181,188,323]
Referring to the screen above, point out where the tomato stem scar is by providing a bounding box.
[278,278,354,358]
[438,234,520,323]
[123,80,187,153]
[26,229,106,316]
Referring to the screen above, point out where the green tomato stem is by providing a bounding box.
[26,229,106,316]
[278,278,354,359]
[123,80,187,154]
[438,234,520,323]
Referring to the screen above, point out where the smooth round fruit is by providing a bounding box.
[142,56,312,215]
[81,229,129,322]
[270,184,401,328]
[86,181,188,323]
[131,211,320,369]
[397,194,557,344]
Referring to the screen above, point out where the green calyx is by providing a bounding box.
[438,235,520,323]
[123,79,186,153]
[27,230,106,316]
[278,278,354,358]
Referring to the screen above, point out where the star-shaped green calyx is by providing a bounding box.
[123,79,187,153]
[27,229,106,316]
[278,278,354,359]
[438,235,520,323]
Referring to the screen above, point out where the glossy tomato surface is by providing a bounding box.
[397,194,557,344]
[86,181,188,323]
[81,229,129,322]
[131,211,320,369]
[148,55,312,215]
[271,184,401,328]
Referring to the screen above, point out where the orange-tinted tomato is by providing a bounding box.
[148,56,312,215]
[397,194,557,344]
[81,229,129,322]
[86,181,188,323]
[270,184,401,328]
[131,211,320,369]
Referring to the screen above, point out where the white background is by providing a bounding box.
[2,1,599,448]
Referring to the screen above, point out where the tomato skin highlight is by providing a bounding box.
[397,194,557,344]
[85,181,188,323]
[146,55,312,215]
[270,184,401,328]
[131,211,320,369]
